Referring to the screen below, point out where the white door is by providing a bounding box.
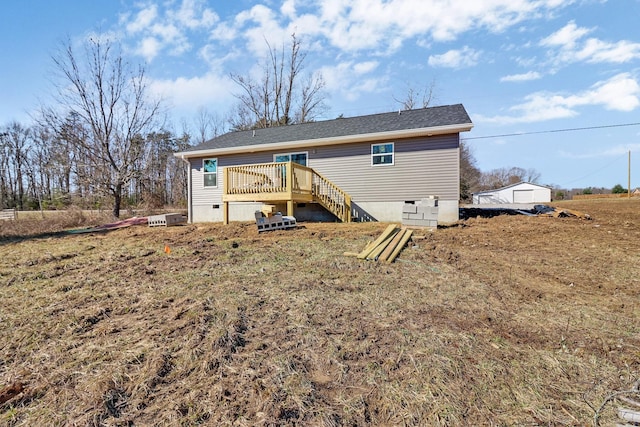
[513,189,534,203]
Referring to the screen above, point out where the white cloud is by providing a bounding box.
[234,5,291,55]
[541,21,640,65]
[150,72,235,112]
[120,0,217,62]
[479,73,640,124]
[428,46,481,68]
[137,37,162,62]
[500,71,542,82]
[540,20,591,49]
[560,143,640,159]
[353,61,379,74]
[117,0,578,65]
[281,0,297,18]
[209,22,238,42]
[583,73,640,111]
[172,0,218,29]
[311,0,573,52]
[211,0,572,55]
[124,5,158,34]
[320,61,388,102]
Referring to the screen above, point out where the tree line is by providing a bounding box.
[0,121,191,214]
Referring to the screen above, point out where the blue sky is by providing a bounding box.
[2,0,640,190]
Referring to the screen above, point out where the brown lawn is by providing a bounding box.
[0,199,639,426]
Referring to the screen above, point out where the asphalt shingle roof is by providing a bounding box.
[185,103,471,153]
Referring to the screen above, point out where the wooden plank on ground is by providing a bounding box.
[619,407,640,423]
[384,229,413,264]
[343,252,360,257]
[377,228,409,263]
[366,230,399,260]
[357,224,398,259]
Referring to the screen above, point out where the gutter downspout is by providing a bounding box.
[179,155,192,224]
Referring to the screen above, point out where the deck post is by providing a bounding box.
[285,161,293,198]
[223,201,229,224]
[222,167,229,224]
[287,200,294,217]
[345,194,352,222]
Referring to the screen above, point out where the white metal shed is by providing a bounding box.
[472,182,551,205]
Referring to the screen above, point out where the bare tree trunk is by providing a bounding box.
[112,183,122,219]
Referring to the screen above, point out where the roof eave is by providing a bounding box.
[174,122,474,159]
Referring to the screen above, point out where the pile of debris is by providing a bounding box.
[345,224,413,263]
[459,204,591,220]
[532,205,591,219]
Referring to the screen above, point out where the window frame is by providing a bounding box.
[371,142,394,166]
[203,158,218,188]
[273,151,308,167]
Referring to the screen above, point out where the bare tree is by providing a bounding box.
[229,33,327,130]
[479,166,541,190]
[393,79,437,110]
[194,107,226,144]
[0,131,9,209]
[459,141,481,202]
[3,122,32,210]
[44,37,163,217]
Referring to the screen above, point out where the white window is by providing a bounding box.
[203,158,218,187]
[372,143,394,166]
[274,152,308,166]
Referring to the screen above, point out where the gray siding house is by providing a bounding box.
[175,104,473,224]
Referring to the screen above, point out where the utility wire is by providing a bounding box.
[461,122,640,140]
[561,152,627,187]
[459,121,639,188]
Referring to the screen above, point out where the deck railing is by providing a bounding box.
[224,161,313,197]
[311,169,352,222]
[223,161,351,222]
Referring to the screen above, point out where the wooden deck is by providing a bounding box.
[222,161,351,224]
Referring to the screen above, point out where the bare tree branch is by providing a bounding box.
[229,33,327,130]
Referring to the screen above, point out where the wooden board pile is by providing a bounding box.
[345,224,413,264]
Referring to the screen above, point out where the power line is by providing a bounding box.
[561,152,627,187]
[462,122,640,140]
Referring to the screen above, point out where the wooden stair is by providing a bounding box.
[310,169,352,222]
[222,161,352,223]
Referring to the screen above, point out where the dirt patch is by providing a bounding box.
[0,199,639,425]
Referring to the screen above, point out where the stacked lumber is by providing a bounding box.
[345,224,413,264]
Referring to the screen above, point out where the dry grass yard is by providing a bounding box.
[0,199,639,426]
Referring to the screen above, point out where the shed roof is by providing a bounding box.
[473,181,551,196]
[176,103,472,158]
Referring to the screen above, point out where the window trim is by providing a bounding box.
[203,157,218,188]
[273,151,309,167]
[371,142,394,166]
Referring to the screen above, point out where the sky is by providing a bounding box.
[1,0,640,190]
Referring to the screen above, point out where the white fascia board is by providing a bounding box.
[174,123,474,159]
